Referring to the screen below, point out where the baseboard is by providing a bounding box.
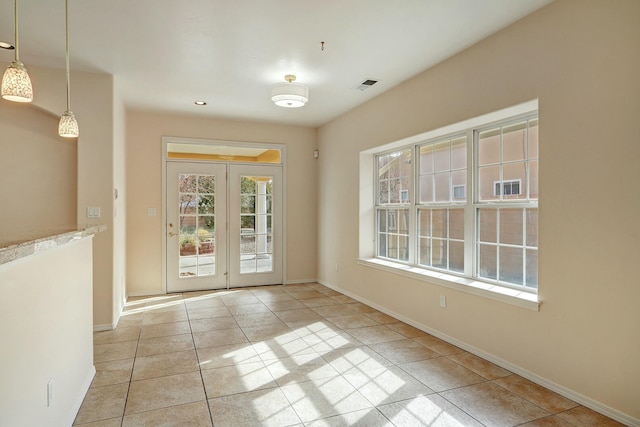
[317,280,639,427]
[64,365,96,427]
[126,290,167,297]
[93,323,116,332]
[285,278,317,285]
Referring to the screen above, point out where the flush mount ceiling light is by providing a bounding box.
[1,0,33,103]
[58,0,79,138]
[271,74,308,108]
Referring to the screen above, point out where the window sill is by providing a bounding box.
[357,258,540,311]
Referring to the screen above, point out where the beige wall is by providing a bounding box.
[0,102,76,245]
[0,238,95,426]
[126,111,317,295]
[28,65,118,329]
[318,0,639,423]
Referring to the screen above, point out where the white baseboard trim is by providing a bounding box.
[64,365,96,427]
[317,280,639,427]
[93,323,116,332]
[126,290,167,297]
[285,278,318,285]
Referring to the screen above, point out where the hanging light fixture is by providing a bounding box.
[271,74,308,108]
[1,0,33,102]
[59,0,79,138]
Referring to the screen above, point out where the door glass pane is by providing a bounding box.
[240,175,274,274]
[178,173,216,278]
[198,195,215,214]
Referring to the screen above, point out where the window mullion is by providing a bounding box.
[465,129,475,278]
[522,208,527,287]
[409,145,417,265]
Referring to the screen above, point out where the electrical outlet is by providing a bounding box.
[439,295,446,308]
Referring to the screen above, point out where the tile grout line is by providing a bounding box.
[118,301,146,426]
[184,292,217,427]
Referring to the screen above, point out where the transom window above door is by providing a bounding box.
[166,142,282,164]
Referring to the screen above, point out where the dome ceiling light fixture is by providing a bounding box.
[271,74,308,108]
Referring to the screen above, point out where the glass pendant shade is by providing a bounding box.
[59,110,79,138]
[1,60,33,103]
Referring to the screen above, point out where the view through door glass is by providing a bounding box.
[240,175,274,274]
[166,162,227,292]
[167,161,283,291]
[178,173,216,277]
[229,164,283,287]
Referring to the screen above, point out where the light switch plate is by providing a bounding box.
[87,207,101,218]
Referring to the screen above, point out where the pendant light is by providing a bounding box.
[59,0,79,138]
[1,0,33,102]
[271,75,308,108]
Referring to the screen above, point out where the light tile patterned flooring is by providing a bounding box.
[74,283,624,426]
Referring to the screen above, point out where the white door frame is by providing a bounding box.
[162,136,287,294]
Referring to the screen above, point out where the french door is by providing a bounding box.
[166,161,283,292]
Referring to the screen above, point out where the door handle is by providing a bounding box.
[168,232,177,237]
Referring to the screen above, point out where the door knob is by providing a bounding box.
[169,232,177,237]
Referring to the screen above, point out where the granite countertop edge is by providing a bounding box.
[0,225,107,266]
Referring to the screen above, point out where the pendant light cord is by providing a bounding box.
[14,0,20,62]
[65,0,71,111]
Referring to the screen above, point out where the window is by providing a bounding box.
[494,180,521,196]
[374,112,538,291]
[376,149,411,262]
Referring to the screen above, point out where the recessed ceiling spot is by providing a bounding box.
[195,101,207,106]
[0,41,15,50]
[355,79,379,91]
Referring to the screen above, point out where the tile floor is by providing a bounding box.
[74,283,624,426]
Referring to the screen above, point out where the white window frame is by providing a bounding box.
[360,100,540,311]
[493,179,522,196]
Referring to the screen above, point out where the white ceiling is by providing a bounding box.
[0,0,552,127]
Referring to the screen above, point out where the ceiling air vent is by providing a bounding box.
[355,79,379,91]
